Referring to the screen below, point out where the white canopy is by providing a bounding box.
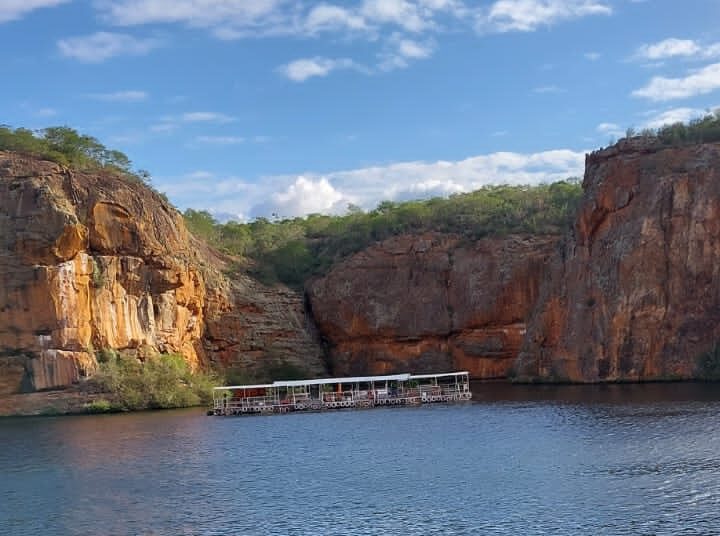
[273,373,411,388]
[409,371,469,380]
[213,383,274,391]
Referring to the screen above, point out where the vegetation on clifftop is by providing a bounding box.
[0,125,151,184]
[184,179,583,287]
[627,110,720,146]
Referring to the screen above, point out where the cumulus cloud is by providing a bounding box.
[634,38,720,62]
[157,148,586,220]
[641,107,715,129]
[278,57,362,82]
[305,4,368,34]
[476,0,611,33]
[633,62,720,101]
[0,0,67,23]
[378,35,435,71]
[256,176,348,218]
[58,32,161,62]
[100,0,287,31]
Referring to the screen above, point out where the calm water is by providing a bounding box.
[2,383,720,535]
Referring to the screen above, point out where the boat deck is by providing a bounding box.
[211,372,472,416]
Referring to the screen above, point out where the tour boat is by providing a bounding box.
[210,371,472,416]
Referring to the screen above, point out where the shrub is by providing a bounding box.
[90,352,219,410]
[84,399,116,413]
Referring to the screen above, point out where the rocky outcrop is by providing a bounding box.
[203,270,327,380]
[307,233,556,378]
[516,140,720,382]
[0,152,206,394]
[0,152,326,399]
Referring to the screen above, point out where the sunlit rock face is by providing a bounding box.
[0,152,205,393]
[0,151,328,397]
[517,140,720,382]
[307,232,557,379]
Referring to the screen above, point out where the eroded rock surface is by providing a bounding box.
[516,140,720,382]
[308,233,556,378]
[0,152,327,400]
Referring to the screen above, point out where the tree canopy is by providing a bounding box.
[184,179,583,288]
[0,125,145,182]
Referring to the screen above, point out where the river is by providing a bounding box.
[2,382,720,535]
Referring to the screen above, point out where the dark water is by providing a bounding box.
[3,383,720,535]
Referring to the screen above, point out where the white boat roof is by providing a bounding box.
[409,371,470,379]
[273,373,411,388]
[213,383,274,391]
[214,371,468,391]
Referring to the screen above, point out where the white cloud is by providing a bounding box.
[641,107,713,129]
[195,135,245,144]
[305,4,368,34]
[0,0,67,23]
[87,90,148,102]
[633,62,720,101]
[584,51,601,61]
[58,32,160,62]
[100,0,287,30]
[533,85,565,94]
[181,112,235,123]
[379,35,435,71]
[596,122,623,138]
[634,38,720,61]
[264,176,347,217]
[279,57,361,82]
[361,0,429,33]
[476,0,611,33]
[158,148,586,219]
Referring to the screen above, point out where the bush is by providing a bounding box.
[84,399,116,414]
[90,353,218,410]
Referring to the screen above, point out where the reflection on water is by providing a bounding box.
[2,383,720,535]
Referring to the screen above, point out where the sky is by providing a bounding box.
[1,0,719,221]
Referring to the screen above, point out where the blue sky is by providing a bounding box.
[1,0,719,220]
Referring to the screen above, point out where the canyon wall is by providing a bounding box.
[307,233,556,378]
[0,152,325,399]
[516,140,720,382]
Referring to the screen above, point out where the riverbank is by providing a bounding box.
[4,379,719,417]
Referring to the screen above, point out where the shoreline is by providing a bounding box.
[2,378,719,418]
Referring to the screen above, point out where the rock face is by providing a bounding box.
[203,270,327,380]
[516,140,720,382]
[0,152,326,398]
[307,233,556,378]
[0,152,206,394]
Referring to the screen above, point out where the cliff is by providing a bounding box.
[0,151,325,406]
[307,232,556,378]
[516,140,720,382]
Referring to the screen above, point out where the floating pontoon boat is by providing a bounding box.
[210,371,471,416]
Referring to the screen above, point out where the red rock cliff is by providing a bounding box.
[516,140,720,382]
[0,152,326,399]
[307,233,556,378]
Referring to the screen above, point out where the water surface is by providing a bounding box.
[2,383,720,535]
